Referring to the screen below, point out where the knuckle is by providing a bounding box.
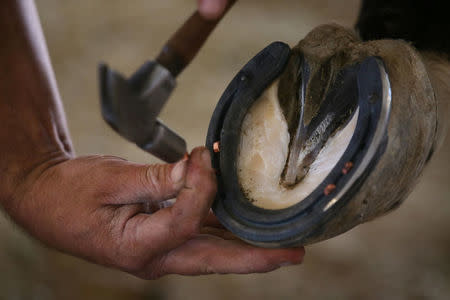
[143,164,167,195]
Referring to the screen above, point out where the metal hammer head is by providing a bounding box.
[99,61,187,163]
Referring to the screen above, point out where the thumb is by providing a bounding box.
[198,0,228,20]
[107,157,188,205]
[142,158,189,201]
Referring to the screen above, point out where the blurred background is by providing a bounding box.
[1,0,449,299]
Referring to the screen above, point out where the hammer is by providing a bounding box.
[99,1,237,163]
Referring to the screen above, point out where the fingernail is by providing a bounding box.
[171,160,187,183]
[199,0,222,19]
[201,149,212,167]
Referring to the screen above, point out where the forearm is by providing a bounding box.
[0,0,72,208]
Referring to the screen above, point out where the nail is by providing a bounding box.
[201,149,212,167]
[342,161,354,175]
[324,184,336,196]
[171,160,187,183]
[213,141,220,153]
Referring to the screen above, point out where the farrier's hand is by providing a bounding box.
[7,147,304,279]
[197,0,233,20]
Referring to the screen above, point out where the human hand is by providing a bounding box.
[197,0,233,20]
[6,147,304,279]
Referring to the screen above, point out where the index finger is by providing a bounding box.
[171,147,217,226]
[121,147,217,254]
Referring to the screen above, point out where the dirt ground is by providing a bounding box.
[1,0,449,299]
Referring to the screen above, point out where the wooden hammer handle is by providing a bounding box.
[156,0,237,77]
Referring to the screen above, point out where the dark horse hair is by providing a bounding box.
[356,0,450,55]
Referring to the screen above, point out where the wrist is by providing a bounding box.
[0,147,72,215]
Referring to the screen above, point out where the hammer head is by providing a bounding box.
[99,61,187,163]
